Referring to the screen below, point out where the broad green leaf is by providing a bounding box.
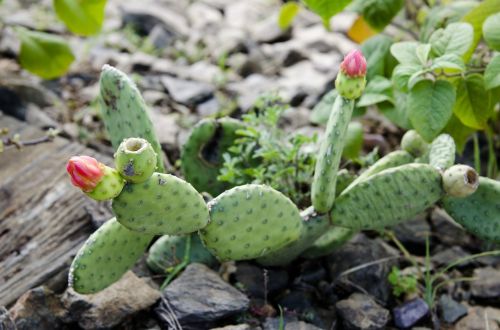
[483,13,500,51]
[16,28,75,79]
[392,63,423,91]
[462,0,500,61]
[485,55,500,90]
[357,93,392,107]
[390,41,420,65]
[301,0,351,23]
[361,0,404,31]
[310,89,337,125]
[443,114,475,153]
[343,122,364,160]
[358,76,393,107]
[378,94,411,129]
[54,0,107,36]
[408,79,456,141]
[407,70,426,90]
[430,53,466,72]
[429,22,473,57]
[278,2,301,30]
[416,43,431,65]
[365,75,393,93]
[361,34,393,80]
[453,74,494,129]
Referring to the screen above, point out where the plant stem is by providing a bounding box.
[386,230,424,279]
[473,133,481,175]
[424,234,433,307]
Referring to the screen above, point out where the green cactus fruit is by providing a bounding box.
[442,164,479,198]
[429,134,455,170]
[69,218,153,294]
[401,130,429,157]
[312,96,355,213]
[181,117,245,196]
[115,137,157,183]
[112,173,209,235]
[256,207,330,266]
[335,72,367,100]
[147,233,217,273]
[331,164,443,230]
[86,166,125,201]
[443,177,500,243]
[301,226,354,259]
[345,150,414,192]
[199,184,302,261]
[99,65,165,172]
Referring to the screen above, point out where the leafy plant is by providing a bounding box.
[388,266,418,298]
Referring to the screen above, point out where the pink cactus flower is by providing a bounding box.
[340,50,367,77]
[66,156,105,192]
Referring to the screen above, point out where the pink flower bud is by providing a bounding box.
[66,156,105,192]
[340,50,367,77]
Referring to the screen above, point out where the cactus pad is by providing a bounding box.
[443,177,500,243]
[115,138,157,183]
[199,184,302,261]
[331,164,443,230]
[429,134,455,170]
[301,226,354,259]
[99,65,165,172]
[113,173,209,235]
[181,117,245,196]
[69,218,153,294]
[401,130,428,157]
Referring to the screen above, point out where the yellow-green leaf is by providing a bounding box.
[54,0,107,36]
[278,2,301,29]
[301,0,351,23]
[453,74,494,129]
[485,55,500,90]
[347,15,377,43]
[361,0,404,31]
[483,12,500,51]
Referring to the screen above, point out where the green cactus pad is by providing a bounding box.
[401,130,429,157]
[99,65,165,172]
[147,234,217,273]
[256,207,330,266]
[115,138,157,183]
[429,134,455,170]
[312,96,355,213]
[443,177,500,243]
[86,166,125,201]
[335,71,366,100]
[331,164,443,230]
[442,164,479,198]
[181,117,245,196]
[301,226,354,259]
[112,173,209,235]
[335,169,357,197]
[199,184,302,261]
[69,218,153,294]
[345,150,414,192]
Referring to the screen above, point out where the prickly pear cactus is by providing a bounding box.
[99,65,165,172]
[69,218,153,294]
[115,138,157,183]
[442,165,479,198]
[199,184,302,261]
[181,117,245,196]
[256,207,330,266]
[335,169,357,197]
[86,166,125,201]
[331,164,443,230]
[147,234,217,273]
[429,134,455,170]
[301,226,354,259]
[112,173,209,235]
[443,177,500,243]
[401,130,429,157]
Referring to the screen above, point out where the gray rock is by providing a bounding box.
[205,27,247,58]
[147,109,179,147]
[0,306,16,330]
[187,2,223,31]
[234,262,288,299]
[225,0,272,30]
[392,214,430,254]
[142,90,167,106]
[211,325,258,330]
[62,271,161,329]
[393,298,429,329]
[438,295,467,324]
[336,293,390,330]
[0,27,19,56]
[431,246,470,268]
[431,208,474,248]
[161,75,214,106]
[196,97,220,117]
[262,316,298,330]
[227,74,277,110]
[285,321,323,330]
[455,306,500,330]
[157,263,249,328]
[148,25,174,50]
[251,15,291,44]
[470,267,500,300]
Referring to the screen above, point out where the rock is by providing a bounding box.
[210,325,255,330]
[161,75,214,106]
[148,25,174,50]
[0,27,19,56]
[455,306,500,330]
[227,74,276,110]
[225,0,272,30]
[262,316,298,330]
[294,25,355,54]
[470,267,500,300]
[251,15,291,44]
[276,289,314,314]
[392,298,429,329]
[185,61,225,84]
[142,90,167,106]
[62,271,161,329]
[25,104,59,129]
[187,2,223,31]
[157,263,249,328]
[147,109,179,148]
[392,214,430,255]
[205,27,247,58]
[196,97,220,117]
[327,235,398,303]
[431,208,474,248]
[0,307,16,330]
[285,321,323,330]
[9,287,67,330]
[438,295,467,324]
[234,262,288,299]
[335,293,390,330]
[431,246,470,268]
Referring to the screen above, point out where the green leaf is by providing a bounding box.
[361,0,404,31]
[357,93,392,107]
[407,70,426,90]
[443,114,475,154]
[485,55,500,90]
[453,74,494,129]
[360,34,393,80]
[301,0,351,23]
[430,53,466,72]
[390,41,420,65]
[483,12,500,51]
[392,63,423,91]
[278,2,301,30]
[343,122,364,160]
[310,89,337,125]
[358,76,394,107]
[378,96,411,129]
[416,43,431,65]
[408,79,456,141]
[53,0,107,36]
[16,28,75,79]
[462,0,500,61]
[365,76,393,93]
[429,22,473,57]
